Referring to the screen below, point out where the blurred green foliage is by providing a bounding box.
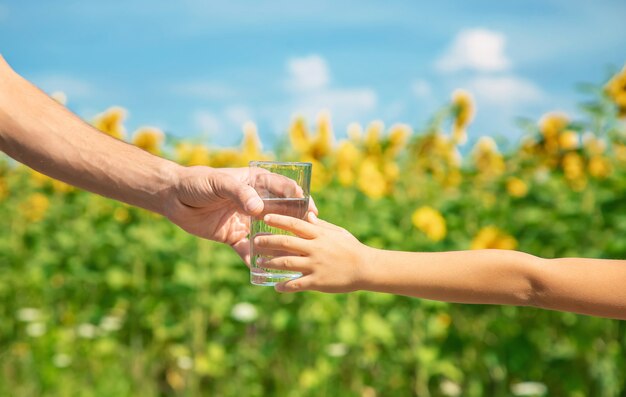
[1,68,626,397]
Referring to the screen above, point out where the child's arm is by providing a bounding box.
[254,213,626,320]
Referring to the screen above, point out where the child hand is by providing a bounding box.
[253,212,373,293]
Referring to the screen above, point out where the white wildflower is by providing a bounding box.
[533,167,550,184]
[77,323,98,339]
[17,308,42,322]
[440,379,461,397]
[325,343,348,357]
[231,302,258,323]
[53,353,72,368]
[100,316,123,332]
[177,356,193,370]
[26,322,46,338]
[511,381,547,396]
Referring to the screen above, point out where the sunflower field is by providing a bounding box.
[1,66,626,397]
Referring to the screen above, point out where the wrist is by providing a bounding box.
[354,246,383,292]
[158,161,187,217]
[0,58,16,144]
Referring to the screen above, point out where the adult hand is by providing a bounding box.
[164,166,318,264]
[0,56,318,264]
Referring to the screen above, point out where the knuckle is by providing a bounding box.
[282,258,292,269]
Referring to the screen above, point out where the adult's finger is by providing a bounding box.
[231,238,251,267]
[250,172,304,199]
[275,276,314,293]
[253,234,310,255]
[308,197,319,215]
[209,172,264,215]
[258,256,310,273]
[263,213,318,239]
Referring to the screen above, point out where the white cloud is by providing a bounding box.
[193,110,222,134]
[286,54,330,92]
[432,29,545,138]
[192,105,255,142]
[283,54,377,126]
[33,75,93,99]
[224,105,253,127]
[290,88,377,122]
[456,75,550,140]
[172,81,237,100]
[465,76,544,105]
[436,28,510,73]
[197,54,377,140]
[412,79,432,98]
[383,101,406,120]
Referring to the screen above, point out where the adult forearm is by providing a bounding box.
[0,56,181,215]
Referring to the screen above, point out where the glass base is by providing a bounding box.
[250,270,302,286]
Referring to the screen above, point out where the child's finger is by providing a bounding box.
[263,214,319,239]
[251,232,292,257]
[275,276,314,293]
[253,234,310,254]
[252,247,294,258]
[308,212,345,232]
[258,256,310,273]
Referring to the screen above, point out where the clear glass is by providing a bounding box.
[249,161,312,286]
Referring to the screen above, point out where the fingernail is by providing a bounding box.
[245,197,263,213]
[264,214,271,222]
[309,212,317,221]
[257,257,266,265]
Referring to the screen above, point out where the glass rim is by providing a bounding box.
[249,160,312,167]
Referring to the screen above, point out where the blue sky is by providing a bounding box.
[1,0,625,148]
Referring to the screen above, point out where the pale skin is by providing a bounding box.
[254,213,626,320]
[0,55,315,263]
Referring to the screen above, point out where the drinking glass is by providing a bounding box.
[249,161,312,286]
